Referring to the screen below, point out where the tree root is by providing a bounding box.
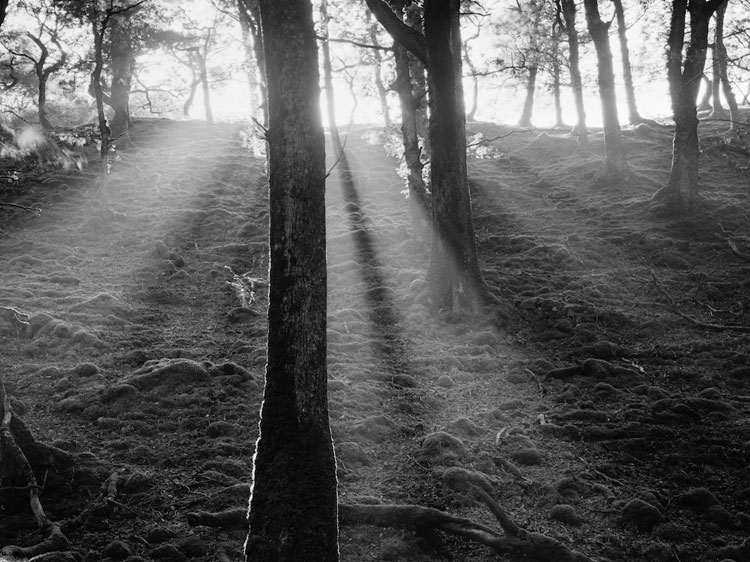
[645,265,750,332]
[186,484,596,562]
[0,376,73,559]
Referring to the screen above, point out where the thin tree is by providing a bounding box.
[236,0,268,126]
[709,43,727,118]
[651,0,726,214]
[4,22,67,129]
[107,11,136,146]
[245,0,338,560]
[612,0,643,124]
[366,0,486,311]
[583,0,629,182]
[557,0,588,144]
[713,0,739,127]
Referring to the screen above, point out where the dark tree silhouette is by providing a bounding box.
[583,0,629,182]
[366,0,486,312]
[612,0,642,124]
[557,0,588,144]
[713,0,739,128]
[652,0,726,214]
[108,13,136,146]
[244,0,338,561]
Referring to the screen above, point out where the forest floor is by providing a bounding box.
[0,114,749,562]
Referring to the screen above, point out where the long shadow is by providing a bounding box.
[330,148,412,381]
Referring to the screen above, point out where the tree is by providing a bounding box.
[366,0,486,312]
[245,0,338,560]
[712,0,740,127]
[107,10,136,145]
[236,0,267,125]
[0,0,8,29]
[583,0,629,182]
[514,0,544,128]
[612,0,643,124]
[651,0,726,214]
[557,0,588,144]
[2,1,68,129]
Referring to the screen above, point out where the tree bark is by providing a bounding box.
[612,0,642,124]
[517,65,537,127]
[713,0,739,128]
[0,0,8,29]
[583,0,629,182]
[551,28,565,128]
[709,44,727,118]
[108,14,135,148]
[652,0,724,214]
[237,0,268,126]
[245,0,338,560]
[424,0,484,312]
[559,0,588,144]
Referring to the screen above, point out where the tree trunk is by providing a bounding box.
[90,20,110,161]
[0,0,8,29]
[245,0,338,561]
[652,0,723,214]
[197,50,213,125]
[109,15,135,148]
[393,42,428,239]
[560,0,588,144]
[238,0,268,126]
[709,44,727,118]
[551,30,565,128]
[612,0,642,124]
[367,19,392,127]
[713,1,739,128]
[517,66,537,127]
[583,0,628,182]
[319,0,343,154]
[697,73,712,111]
[424,0,484,312]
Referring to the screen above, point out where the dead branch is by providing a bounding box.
[467,128,535,148]
[0,202,42,214]
[645,266,750,333]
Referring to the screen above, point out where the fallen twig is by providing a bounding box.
[0,201,42,214]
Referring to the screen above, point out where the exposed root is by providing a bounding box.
[645,265,750,332]
[186,507,247,529]
[0,377,71,559]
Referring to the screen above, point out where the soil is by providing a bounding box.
[0,115,749,562]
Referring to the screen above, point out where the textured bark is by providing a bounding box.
[245,1,338,561]
[583,0,628,182]
[652,0,724,214]
[713,1,739,127]
[612,0,642,124]
[517,66,537,127]
[424,0,483,312]
[559,0,587,144]
[109,15,135,148]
